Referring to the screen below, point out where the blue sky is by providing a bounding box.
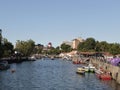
[0,0,120,47]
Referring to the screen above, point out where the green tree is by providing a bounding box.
[109,43,120,55]
[77,42,87,51]
[15,39,35,56]
[0,45,3,58]
[60,43,72,52]
[77,37,96,51]
[99,41,109,52]
[85,38,96,50]
[95,41,101,52]
[48,46,61,55]
[1,38,14,57]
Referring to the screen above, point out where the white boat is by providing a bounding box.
[76,67,85,75]
[29,56,36,61]
[83,63,95,72]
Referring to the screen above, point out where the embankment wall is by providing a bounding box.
[92,59,120,84]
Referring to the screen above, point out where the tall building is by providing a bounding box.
[72,37,84,49]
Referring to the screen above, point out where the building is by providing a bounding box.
[47,42,52,48]
[61,37,84,50]
[72,39,80,49]
[72,37,84,49]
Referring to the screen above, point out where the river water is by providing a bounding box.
[0,59,120,90]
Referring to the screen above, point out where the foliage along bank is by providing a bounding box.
[77,37,120,55]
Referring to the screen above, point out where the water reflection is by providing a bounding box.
[0,59,120,90]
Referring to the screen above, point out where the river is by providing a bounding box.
[0,59,120,90]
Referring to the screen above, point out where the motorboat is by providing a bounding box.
[76,67,85,75]
[95,68,111,80]
[83,63,95,72]
[96,73,112,80]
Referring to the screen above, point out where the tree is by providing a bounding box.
[95,41,101,52]
[77,42,87,51]
[60,43,72,52]
[1,38,14,57]
[0,45,3,58]
[77,37,96,51]
[85,38,96,50]
[47,46,61,55]
[15,39,35,56]
[109,43,120,55]
[99,41,109,52]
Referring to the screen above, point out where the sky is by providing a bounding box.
[0,0,120,47]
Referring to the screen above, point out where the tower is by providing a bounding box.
[47,42,52,48]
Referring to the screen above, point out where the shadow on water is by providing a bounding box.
[0,59,120,90]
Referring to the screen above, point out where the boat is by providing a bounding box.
[83,63,95,72]
[51,56,54,60]
[95,69,112,80]
[76,67,85,75]
[96,73,112,80]
[0,61,10,70]
[29,56,36,61]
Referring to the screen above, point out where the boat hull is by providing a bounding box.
[76,67,85,75]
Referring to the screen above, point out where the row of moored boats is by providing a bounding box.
[76,63,112,80]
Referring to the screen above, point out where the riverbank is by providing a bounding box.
[91,59,120,84]
[0,57,29,64]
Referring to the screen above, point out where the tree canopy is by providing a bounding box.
[60,43,72,52]
[0,38,14,57]
[15,39,35,56]
[77,37,120,55]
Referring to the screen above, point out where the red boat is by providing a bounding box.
[96,73,111,80]
[95,68,112,80]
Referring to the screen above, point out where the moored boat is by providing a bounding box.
[0,61,10,70]
[29,56,36,61]
[76,67,85,75]
[83,63,95,72]
[96,73,112,80]
[95,69,112,80]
